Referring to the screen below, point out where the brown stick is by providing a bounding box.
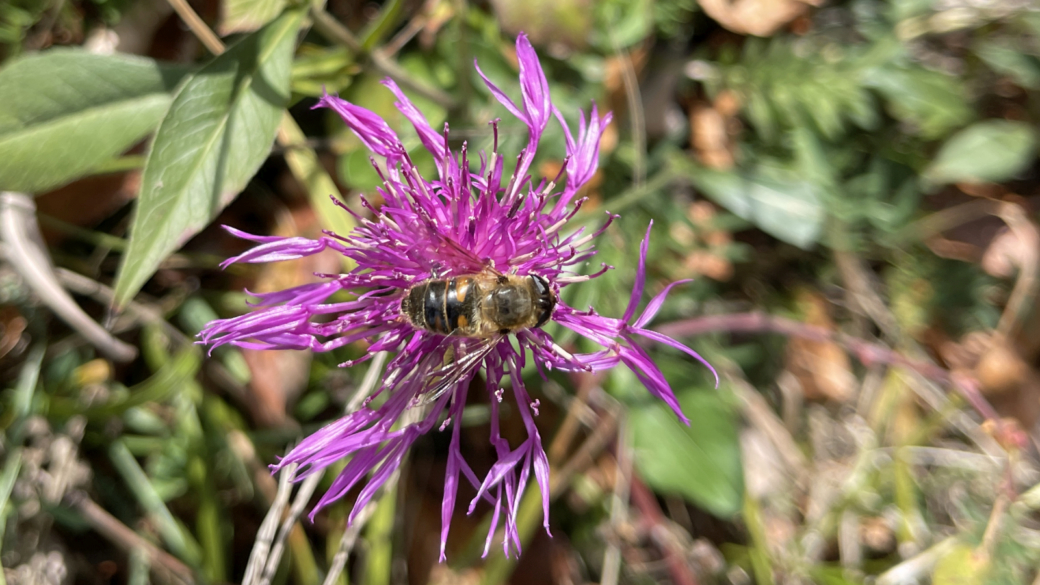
[548,372,604,465]
[165,0,223,54]
[550,397,620,496]
[65,491,195,585]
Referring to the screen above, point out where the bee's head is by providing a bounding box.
[529,274,556,328]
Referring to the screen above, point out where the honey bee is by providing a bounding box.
[401,270,556,338]
[400,270,557,405]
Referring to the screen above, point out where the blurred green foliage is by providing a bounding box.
[2,0,1040,583]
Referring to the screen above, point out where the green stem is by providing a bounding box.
[308,6,456,109]
[127,547,151,585]
[37,214,128,251]
[362,484,397,585]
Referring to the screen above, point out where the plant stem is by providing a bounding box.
[309,6,456,109]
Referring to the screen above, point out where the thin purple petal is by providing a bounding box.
[623,222,652,322]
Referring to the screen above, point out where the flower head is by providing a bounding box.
[200,33,716,559]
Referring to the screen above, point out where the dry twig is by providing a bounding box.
[66,491,195,585]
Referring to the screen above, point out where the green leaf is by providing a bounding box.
[220,0,287,34]
[924,120,1038,186]
[0,50,188,193]
[630,389,744,517]
[975,40,1040,89]
[680,158,825,249]
[113,8,304,309]
[866,65,973,139]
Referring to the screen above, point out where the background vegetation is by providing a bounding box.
[2,0,1040,583]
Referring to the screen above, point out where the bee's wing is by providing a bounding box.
[438,236,503,276]
[416,338,498,406]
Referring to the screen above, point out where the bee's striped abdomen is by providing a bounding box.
[403,277,480,336]
[445,277,474,332]
[421,280,449,334]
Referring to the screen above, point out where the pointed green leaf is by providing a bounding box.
[680,159,825,249]
[0,50,188,193]
[630,389,744,518]
[113,8,304,309]
[924,120,1038,186]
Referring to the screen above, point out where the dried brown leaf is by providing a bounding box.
[785,290,856,402]
[697,0,820,37]
[690,104,734,170]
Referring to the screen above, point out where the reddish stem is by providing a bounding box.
[655,312,1000,422]
[629,476,699,585]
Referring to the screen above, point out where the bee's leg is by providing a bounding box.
[484,258,504,276]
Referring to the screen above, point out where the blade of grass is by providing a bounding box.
[0,449,22,539]
[178,296,251,385]
[9,342,45,429]
[359,0,404,51]
[189,454,226,583]
[109,440,204,566]
[1,343,46,558]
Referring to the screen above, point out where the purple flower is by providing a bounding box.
[199,33,716,560]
